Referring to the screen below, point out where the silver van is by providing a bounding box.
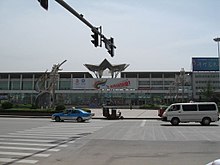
[162,102,219,126]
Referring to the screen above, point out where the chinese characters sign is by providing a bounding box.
[192,57,219,71]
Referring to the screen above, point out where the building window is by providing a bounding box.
[138,81,150,85]
[22,81,33,90]
[151,81,163,85]
[11,81,20,90]
[0,81,8,90]
[59,80,71,90]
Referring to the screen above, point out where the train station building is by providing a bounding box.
[0,58,219,107]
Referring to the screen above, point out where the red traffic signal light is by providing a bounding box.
[38,0,48,10]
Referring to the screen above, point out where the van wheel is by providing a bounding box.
[171,118,180,126]
[201,117,211,126]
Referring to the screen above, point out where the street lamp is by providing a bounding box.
[213,37,220,57]
[180,68,185,102]
[213,37,220,88]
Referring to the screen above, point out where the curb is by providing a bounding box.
[0,115,160,120]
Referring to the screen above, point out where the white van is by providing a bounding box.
[162,102,219,126]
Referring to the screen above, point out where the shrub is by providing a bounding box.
[55,104,66,111]
[1,101,13,109]
[31,104,37,109]
[81,108,91,113]
[139,104,161,109]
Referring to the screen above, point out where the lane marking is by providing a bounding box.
[0,158,38,164]
[0,138,54,143]
[0,135,69,140]
[0,151,50,157]
[0,146,60,152]
[140,120,147,127]
[0,142,67,147]
[9,133,78,137]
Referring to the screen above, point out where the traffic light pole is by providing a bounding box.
[54,0,116,50]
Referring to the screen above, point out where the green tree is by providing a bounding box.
[200,81,215,101]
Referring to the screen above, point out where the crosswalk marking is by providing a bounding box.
[0,146,60,152]
[0,120,110,164]
[0,151,50,157]
[0,142,68,147]
[9,132,81,137]
[0,135,70,140]
[0,158,38,164]
[14,131,87,135]
[0,138,54,143]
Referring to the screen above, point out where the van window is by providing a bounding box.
[182,105,197,111]
[169,105,180,111]
[198,104,216,111]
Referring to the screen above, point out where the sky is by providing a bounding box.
[0,0,220,72]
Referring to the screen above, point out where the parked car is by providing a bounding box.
[52,108,93,122]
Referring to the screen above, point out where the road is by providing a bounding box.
[0,118,220,165]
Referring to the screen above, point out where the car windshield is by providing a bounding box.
[168,105,180,111]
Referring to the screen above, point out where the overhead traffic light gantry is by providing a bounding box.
[37,0,116,57]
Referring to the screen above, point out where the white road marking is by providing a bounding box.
[0,142,67,147]
[0,146,60,152]
[0,138,54,143]
[0,135,69,140]
[140,120,147,127]
[0,151,50,157]
[0,158,38,164]
[9,132,78,137]
[15,131,83,135]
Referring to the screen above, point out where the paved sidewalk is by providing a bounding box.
[91,108,160,119]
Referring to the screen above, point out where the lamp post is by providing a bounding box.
[213,37,220,88]
[180,68,185,102]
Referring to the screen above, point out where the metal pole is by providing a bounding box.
[180,68,185,102]
[54,0,116,48]
[217,40,220,88]
[213,37,220,88]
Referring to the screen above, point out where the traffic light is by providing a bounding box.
[91,30,99,47]
[38,0,48,10]
[106,37,114,57]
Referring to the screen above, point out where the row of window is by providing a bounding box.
[138,81,174,85]
[171,104,216,112]
[122,72,177,78]
[195,81,219,84]
[0,80,182,91]
[194,74,219,78]
[0,81,71,90]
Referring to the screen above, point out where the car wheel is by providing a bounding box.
[201,117,211,126]
[55,116,61,122]
[77,117,83,122]
[171,118,180,126]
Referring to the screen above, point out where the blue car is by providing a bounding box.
[52,108,93,122]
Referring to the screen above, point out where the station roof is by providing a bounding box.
[84,59,129,78]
